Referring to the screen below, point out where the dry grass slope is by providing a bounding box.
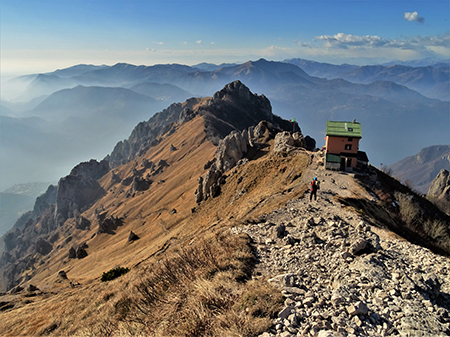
[0,115,310,336]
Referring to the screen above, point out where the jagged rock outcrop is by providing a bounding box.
[196,120,307,203]
[54,159,109,226]
[215,130,250,172]
[75,215,91,230]
[428,169,450,213]
[428,169,450,198]
[272,131,305,153]
[97,214,124,235]
[196,128,251,203]
[33,185,57,217]
[142,158,154,170]
[130,177,152,194]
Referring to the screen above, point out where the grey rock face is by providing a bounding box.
[273,132,305,153]
[107,80,278,168]
[195,129,250,203]
[54,159,109,226]
[428,169,450,198]
[215,130,249,172]
[33,185,57,217]
[428,169,450,213]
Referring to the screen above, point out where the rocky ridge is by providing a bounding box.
[106,80,300,168]
[0,80,304,293]
[232,163,450,337]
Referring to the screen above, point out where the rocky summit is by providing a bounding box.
[0,81,449,337]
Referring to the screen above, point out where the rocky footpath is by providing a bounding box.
[233,168,450,337]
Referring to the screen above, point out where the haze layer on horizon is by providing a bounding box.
[1,0,449,77]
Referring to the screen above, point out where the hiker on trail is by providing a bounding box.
[310,177,320,201]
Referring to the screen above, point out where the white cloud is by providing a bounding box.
[404,11,424,23]
[315,33,388,48]
[196,40,203,46]
[311,33,450,56]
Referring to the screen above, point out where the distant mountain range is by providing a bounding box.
[388,145,450,194]
[2,58,448,193]
[285,58,449,102]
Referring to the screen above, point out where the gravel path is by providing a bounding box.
[232,160,450,337]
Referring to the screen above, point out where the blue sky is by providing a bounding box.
[1,0,449,76]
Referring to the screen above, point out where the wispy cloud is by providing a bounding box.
[312,33,449,54]
[293,39,311,48]
[404,11,424,23]
[315,33,387,48]
[196,40,203,46]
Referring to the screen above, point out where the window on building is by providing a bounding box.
[348,137,353,141]
[345,144,352,150]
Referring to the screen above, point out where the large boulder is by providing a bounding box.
[35,238,52,256]
[75,246,88,259]
[97,215,124,235]
[130,177,152,194]
[68,247,76,259]
[128,231,139,242]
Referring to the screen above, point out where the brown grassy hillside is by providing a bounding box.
[0,113,310,336]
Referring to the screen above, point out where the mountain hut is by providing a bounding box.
[324,120,369,171]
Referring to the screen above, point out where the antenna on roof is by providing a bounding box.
[353,119,356,123]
